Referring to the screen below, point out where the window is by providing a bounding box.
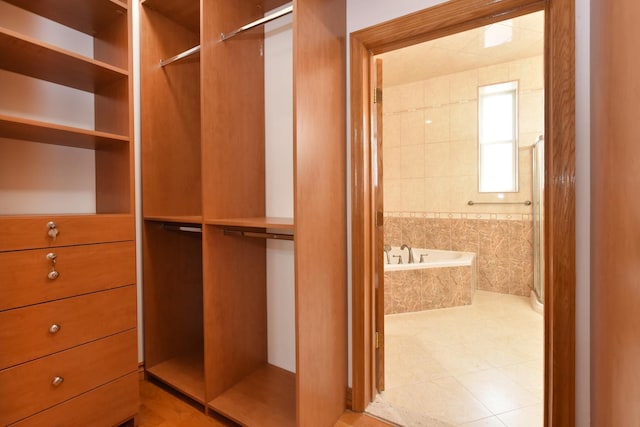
[478,81,518,192]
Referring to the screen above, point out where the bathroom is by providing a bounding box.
[368,11,546,426]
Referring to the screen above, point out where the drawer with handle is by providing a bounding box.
[0,214,134,252]
[0,241,135,311]
[0,285,137,370]
[0,329,137,426]
[9,372,139,427]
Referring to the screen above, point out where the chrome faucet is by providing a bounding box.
[383,244,392,264]
[400,244,414,264]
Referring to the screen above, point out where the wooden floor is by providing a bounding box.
[137,378,394,427]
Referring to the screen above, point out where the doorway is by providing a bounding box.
[368,11,545,425]
[350,0,576,426]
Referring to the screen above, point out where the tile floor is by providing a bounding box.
[366,290,543,427]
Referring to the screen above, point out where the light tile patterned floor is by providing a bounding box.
[366,290,543,427]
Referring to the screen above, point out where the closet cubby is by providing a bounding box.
[0,0,133,215]
[141,0,347,425]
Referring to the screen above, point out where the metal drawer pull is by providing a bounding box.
[49,324,61,334]
[46,252,59,280]
[47,221,59,241]
[52,376,64,387]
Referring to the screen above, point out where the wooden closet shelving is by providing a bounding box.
[141,0,347,425]
[0,0,137,425]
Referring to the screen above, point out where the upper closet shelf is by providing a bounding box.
[0,27,128,92]
[0,114,128,150]
[2,0,127,36]
[141,0,199,33]
[220,3,293,41]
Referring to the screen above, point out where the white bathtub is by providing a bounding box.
[384,247,475,272]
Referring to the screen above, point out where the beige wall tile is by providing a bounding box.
[519,90,544,134]
[478,63,510,86]
[384,146,402,179]
[401,144,425,178]
[425,142,450,177]
[450,101,478,141]
[385,179,403,211]
[385,85,403,113]
[509,56,544,90]
[424,105,451,143]
[450,69,479,102]
[450,140,477,176]
[383,114,402,147]
[424,76,450,107]
[401,110,425,146]
[424,176,451,212]
[400,81,425,110]
[402,178,425,211]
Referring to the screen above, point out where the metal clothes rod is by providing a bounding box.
[163,224,202,233]
[223,228,294,241]
[467,200,532,206]
[220,4,293,41]
[160,45,200,67]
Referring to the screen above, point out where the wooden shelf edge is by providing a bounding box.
[2,0,128,36]
[205,217,294,230]
[0,114,128,149]
[0,212,133,220]
[208,364,296,427]
[144,215,203,225]
[145,354,206,405]
[0,26,128,93]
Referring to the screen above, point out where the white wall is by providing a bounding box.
[347,0,590,422]
[264,12,296,373]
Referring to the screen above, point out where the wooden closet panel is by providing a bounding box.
[93,4,129,70]
[0,286,137,369]
[591,0,640,424]
[142,221,203,368]
[203,226,268,398]
[95,141,132,214]
[140,5,201,217]
[293,0,348,424]
[201,0,265,219]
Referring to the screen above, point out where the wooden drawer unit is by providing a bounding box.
[0,286,136,369]
[0,214,135,252]
[9,372,139,427]
[0,329,137,426]
[0,241,135,311]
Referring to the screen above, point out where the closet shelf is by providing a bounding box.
[0,27,128,93]
[208,364,295,427]
[3,0,127,36]
[144,215,203,225]
[142,0,200,33]
[205,217,294,230]
[146,353,206,405]
[0,114,129,149]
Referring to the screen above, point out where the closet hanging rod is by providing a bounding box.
[163,224,202,233]
[160,45,200,67]
[223,228,294,241]
[220,4,293,41]
[467,200,532,206]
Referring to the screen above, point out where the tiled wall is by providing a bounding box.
[385,213,533,297]
[382,55,542,298]
[384,260,477,314]
[383,55,544,216]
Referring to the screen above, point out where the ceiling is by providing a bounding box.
[378,11,544,87]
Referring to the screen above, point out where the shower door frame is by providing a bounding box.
[349,0,576,425]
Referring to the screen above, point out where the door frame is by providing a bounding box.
[349,0,576,426]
